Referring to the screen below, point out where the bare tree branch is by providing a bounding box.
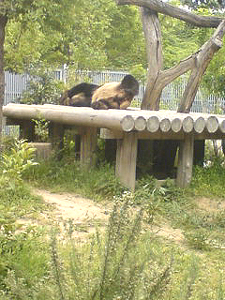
[178,20,225,112]
[116,0,224,28]
[161,54,197,86]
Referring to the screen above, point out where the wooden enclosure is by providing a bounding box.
[3,103,225,191]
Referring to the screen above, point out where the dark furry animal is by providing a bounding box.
[91,75,139,110]
[59,83,99,107]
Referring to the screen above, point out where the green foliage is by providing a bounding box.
[48,198,172,300]
[105,3,146,70]
[1,139,38,186]
[185,229,212,250]
[180,0,224,10]
[160,13,199,69]
[0,175,50,297]
[20,66,64,105]
[25,159,125,200]
[191,160,225,197]
[202,46,225,98]
[0,142,225,299]
[32,119,50,142]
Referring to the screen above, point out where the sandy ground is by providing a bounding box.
[27,189,184,243]
[17,189,224,244]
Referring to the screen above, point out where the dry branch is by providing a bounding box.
[116,0,224,27]
[178,20,225,113]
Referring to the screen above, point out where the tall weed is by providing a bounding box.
[49,197,172,300]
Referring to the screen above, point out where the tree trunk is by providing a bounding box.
[140,7,163,110]
[0,12,7,155]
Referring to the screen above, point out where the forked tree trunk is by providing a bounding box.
[116,0,224,112]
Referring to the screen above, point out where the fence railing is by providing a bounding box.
[3,70,225,114]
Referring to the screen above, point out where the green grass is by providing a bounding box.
[0,142,225,299]
[191,161,225,197]
[24,158,125,200]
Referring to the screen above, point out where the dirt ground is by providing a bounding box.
[17,189,223,244]
[27,189,185,243]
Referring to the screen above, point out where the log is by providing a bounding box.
[159,117,171,133]
[80,127,98,168]
[116,0,224,28]
[176,135,194,188]
[182,116,194,133]
[219,119,225,133]
[121,115,135,132]
[116,132,138,191]
[3,104,225,136]
[178,20,225,113]
[146,115,160,132]
[140,7,163,110]
[193,116,206,133]
[171,117,182,133]
[3,104,129,131]
[206,116,219,133]
[134,116,146,131]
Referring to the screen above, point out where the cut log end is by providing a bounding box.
[171,118,182,133]
[219,119,225,133]
[206,116,219,133]
[121,115,135,132]
[146,115,160,132]
[134,116,146,131]
[194,117,206,133]
[160,118,171,132]
[182,116,194,133]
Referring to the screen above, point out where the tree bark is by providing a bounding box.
[140,7,196,110]
[140,7,163,110]
[178,20,225,113]
[116,0,223,28]
[0,10,7,155]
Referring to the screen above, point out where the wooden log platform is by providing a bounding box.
[3,103,225,191]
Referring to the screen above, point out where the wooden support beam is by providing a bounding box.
[80,127,98,168]
[176,135,194,188]
[19,120,35,142]
[116,132,138,191]
[49,122,64,159]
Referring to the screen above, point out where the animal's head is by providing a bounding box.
[121,75,139,96]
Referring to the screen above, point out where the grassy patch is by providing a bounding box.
[24,159,125,200]
[0,140,224,299]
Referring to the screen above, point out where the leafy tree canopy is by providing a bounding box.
[180,0,225,10]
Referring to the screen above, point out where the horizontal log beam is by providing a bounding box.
[3,104,225,138]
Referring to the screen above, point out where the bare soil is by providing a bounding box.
[18,189,223,244]
[27,189,185,243]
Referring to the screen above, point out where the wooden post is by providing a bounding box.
[49,122,64,159]
[19,120,35,141]
[80,127,98,168]
[116,132,138,191]
[176,135,194,188]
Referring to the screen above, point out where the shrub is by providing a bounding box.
[1,139,38,187]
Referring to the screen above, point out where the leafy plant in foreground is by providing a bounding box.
[1,139,38,186]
